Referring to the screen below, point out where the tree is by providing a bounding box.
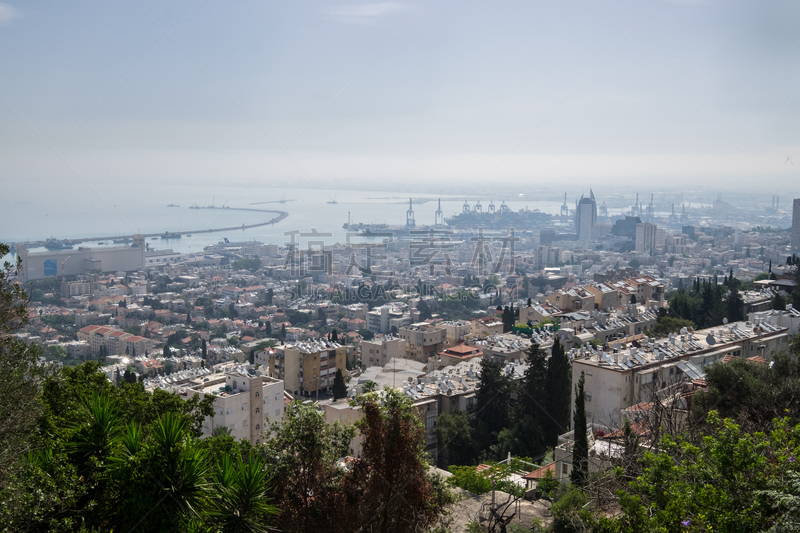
[436,410,477,466]
[647,316,695,338]
[1,361,282,531]
[0,243,46,492]
[263,401,354,533]
[347,389,454,532]
[773,292,787,311]
[331,328,338,343]
[601,413,800,533]
[332,368,347,400]
[502,343,548,459]
[122,368,137,384]
[690,354,800,432]
[473,359,511,455]
[280,324,286,341]
[163,344,170,359]
[357,328,374,341]
[417,299,432,322]
[201,338,207,360]
[231,257,262,273]
[726,285,744,322]
[502,305,513,333]
[571,371,588,487]
[543,338,571,447]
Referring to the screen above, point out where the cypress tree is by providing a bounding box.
[571,371,588,487]
[543,338,571,447]
[509,343,548,457]
[332,369,347,400]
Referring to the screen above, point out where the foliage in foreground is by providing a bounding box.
[549,412,800,533]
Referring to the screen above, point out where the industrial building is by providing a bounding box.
[17,235,146,281]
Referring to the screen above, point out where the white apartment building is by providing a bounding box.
[635,222,657,253]
[192,368,285,445]
[367,305,411,333]
[571,319,790,428]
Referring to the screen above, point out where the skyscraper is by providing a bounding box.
[575,190,597,242]
[792,198,800,251]
[635,222,657,253]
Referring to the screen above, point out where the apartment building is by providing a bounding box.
[571,319,790,427]
[470,316,504,336]
[545,287,595,312]
[191,368,285,445]
[220,285,244,301]
[367,305,411,333]
[78,325,154,357]
[398,323,447,363]
[269,340,347,396]
[635,222,658,253]
[624,275,666,304]
[468,334,534,364]
[440,320,472,345]
[360,335,407,367]
[584,284,622,312]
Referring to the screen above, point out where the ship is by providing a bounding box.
[161,232,182,239]
[167,204,180,207]
[44,238,73,250]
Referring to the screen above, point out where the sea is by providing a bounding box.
[2,181,584,258]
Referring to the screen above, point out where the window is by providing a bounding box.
[255,408,260,413]
[225,407,233,415]
[275,409,280,417]
[242,403,248,410]
[255,424,260,430]
[255,391,260,397]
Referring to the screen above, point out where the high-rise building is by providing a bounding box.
[635,222,658,253]
[792,198,800,251]
[575,190,597,242]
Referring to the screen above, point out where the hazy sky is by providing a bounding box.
[1,0,799,197]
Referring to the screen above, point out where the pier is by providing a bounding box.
[14,206,288,249]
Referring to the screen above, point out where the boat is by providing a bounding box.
[97,242,105,245]
[186,234,192,237]
[150,237,158,240]
[167,204,180,207]
[44,238,72,250]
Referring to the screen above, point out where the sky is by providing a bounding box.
[1,0,799,199]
